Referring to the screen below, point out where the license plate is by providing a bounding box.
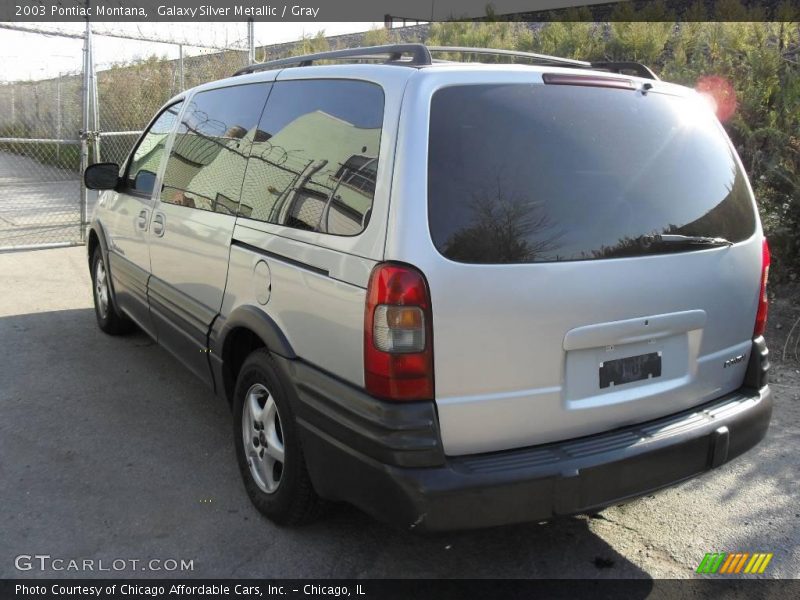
[599,352,661,389]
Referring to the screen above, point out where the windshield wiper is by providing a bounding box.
[641,234,733,249]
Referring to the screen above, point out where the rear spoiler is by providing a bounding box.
[591,61,660,81]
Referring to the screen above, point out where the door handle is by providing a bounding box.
[137,209,148,231]
[152,212,166,237]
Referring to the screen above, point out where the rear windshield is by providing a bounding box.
[428,83,756,264]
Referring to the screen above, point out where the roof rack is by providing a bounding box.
[233,44,432,75]
[426,46,591,69]
[233,43,658,81]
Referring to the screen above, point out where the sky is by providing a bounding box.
[0,22,385,82]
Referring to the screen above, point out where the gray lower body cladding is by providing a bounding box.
[272,345,772,532]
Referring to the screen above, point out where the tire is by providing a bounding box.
[90,247,135,335]
[233,348,323,525]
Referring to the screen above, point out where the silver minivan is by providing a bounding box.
[84,44,772,531]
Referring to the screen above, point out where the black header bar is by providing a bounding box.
[4,579,800,600]
[1,0,797,22]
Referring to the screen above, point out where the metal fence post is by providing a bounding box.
[248,19,255,64]
[89,24,99,163]
[179,44,185,91]
[56,73,62,162]
[79,19,90,243]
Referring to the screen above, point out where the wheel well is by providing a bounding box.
[87,230,100,267]
[222,327,267,404]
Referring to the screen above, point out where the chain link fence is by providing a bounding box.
[0,23,412,250]
[0,28,85,249]
[97,47,250,166]
[0,25,249,251]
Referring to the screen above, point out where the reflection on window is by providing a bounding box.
[128,102,183,195]
[428,84,756,264]
[160,84,270,215]
[239,79,384,236]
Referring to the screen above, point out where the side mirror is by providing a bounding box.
[84,162,120,190]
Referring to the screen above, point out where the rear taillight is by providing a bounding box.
[364,263,433,401]
[754,238,770,337]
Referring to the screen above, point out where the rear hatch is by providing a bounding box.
[421,74,762,455]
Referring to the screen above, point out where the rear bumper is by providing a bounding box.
[275,341,772,532]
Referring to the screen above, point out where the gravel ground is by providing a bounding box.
[0,247,797,579]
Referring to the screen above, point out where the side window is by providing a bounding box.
[239,79,384,236]
[160,83,271,214]
[127,101,183,195]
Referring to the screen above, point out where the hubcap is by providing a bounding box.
[94,258,109,319]
[242,383,285,493]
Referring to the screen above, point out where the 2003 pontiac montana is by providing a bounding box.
[84,44,772,530]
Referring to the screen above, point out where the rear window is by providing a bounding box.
[428,83,756,264]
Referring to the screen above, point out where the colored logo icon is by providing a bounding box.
[697,552,773,574]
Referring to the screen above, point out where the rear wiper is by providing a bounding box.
[642,234,733,249]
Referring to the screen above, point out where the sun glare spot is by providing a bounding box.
[696,75,737,122]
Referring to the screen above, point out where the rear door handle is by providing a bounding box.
[137,209,149,231]
[152,212,166,237]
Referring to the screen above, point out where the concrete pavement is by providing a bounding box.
[1,247,797,579]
